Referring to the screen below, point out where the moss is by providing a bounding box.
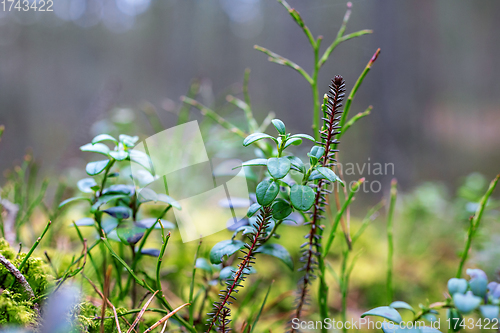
[0,289,36,325]
[77,302,129,333]
[0,238,53,298]
[0,238,54,327]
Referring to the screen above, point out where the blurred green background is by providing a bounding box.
[1,0,500,189]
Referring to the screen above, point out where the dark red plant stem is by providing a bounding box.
[206,207,272,333]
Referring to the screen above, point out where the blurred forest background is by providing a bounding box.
[1,0,500,192]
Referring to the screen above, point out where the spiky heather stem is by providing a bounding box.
[206,207,273,332]
[291,76,345,330]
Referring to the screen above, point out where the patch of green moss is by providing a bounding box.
[0,238,54,327]
[0,238,53,298]
[0,289,36,325]
[77,302,131,333]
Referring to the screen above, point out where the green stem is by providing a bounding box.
[387,179,397,304]
[18,220,51,271]
[456,174,499,278]
[189,240,202,326]
[322,179,364,257]
[311,38,322,140]
[101,236,196,333]
[336,49,380,144]
[99,159,116,197]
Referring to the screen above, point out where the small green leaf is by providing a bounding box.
[316,166,343,184]
[271,200,292,220]
[80,143,110,156]
[157,193,181,210]
[453,292,482,314]
[243,133,277,147]
[116,222,145,245]
[290,185,315,211]
[290,134,315,142]
[255,243,293,270]
[109,150,129,161]
[195,258,213,274]
[141,249,161,257]
[86,160,111,176]
[129,150,152,171]
[309,146,325,159]
[469,277,488,298]
[256,179,279,206]
[286,156,305,173]
[119,134,139,148]
[448,278,468,295]
[59,197,91,209]
[247,203,261,217]
[137,188,158,203]
[91,193,129,212]
[479,305,499,321]
[267,157,291,179]
[389,301,415,313]
[232,225,257,240]
[271,119,286,135]
[92,134,118,144]
[361,306,402,323]
[219,266,236,280]
[77,178,98,193]
[103,206,132,219]
[284,137,302,148]
[103,185,134,195]
[73,217,95,227]
[137,218,175,229]
[233,158,268,169]
[210,240,245,264]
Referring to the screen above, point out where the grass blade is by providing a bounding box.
[249,281,274,333]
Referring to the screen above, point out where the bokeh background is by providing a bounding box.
[1,0,500,190]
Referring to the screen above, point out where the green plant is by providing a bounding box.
[57,133,197,332]
[205,118,342,332]
[362,174,499,333]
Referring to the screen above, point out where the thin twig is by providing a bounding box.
[83,274,123,333]
[100,265,113,333]
[127,291,158,333]
[142,303,190,333]
[0,253,39,313]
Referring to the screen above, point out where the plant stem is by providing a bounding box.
[99,159,116,197]
[311,38,321,139]
[387,178,397,304]
[322,179,364,258]
[0,253,39,313]
[189,239,202,326]
[456,174,499,278]
[18,220,51,271]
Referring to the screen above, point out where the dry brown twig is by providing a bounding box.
[142,303,190,333]
[127,290,158,333]
[83,273,123,333]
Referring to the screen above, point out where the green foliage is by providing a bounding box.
[0,289,36,326]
